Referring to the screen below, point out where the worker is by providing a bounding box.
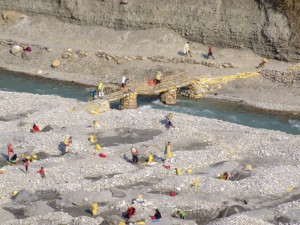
[165,141,172,159]
[121,76,129,92]
[131,147,139,164]
[155,71,161,85]
[125,205,136,220]
[98,82,104,97]
[63,136,72,154]
[150,209,162,221]
[24,159,29,174]
[207,45,215,60]
[166,116,175,129]
[7,143,14,161]
[32,124,40,133]
[219,171,232,180]
[23,46,31,52]
[37,167,46,178]
[183,42,191,57]
[177,210,186,219]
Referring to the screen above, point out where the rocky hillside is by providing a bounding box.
[0,0,299,61]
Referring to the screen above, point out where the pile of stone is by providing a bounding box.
[61,49,88,60]
[95,51,238,68]
[95,51,145,64]
[261,69,300,87]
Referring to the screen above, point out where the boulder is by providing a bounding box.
[0,208,15,221]
[51,59,61,68]
[10,45,23,55]
[14,189,39,205]
[110,188,126,197]
[2,11,23,22]
[121,0,129,4]
[61,51,69,59]
[24,200,54,217]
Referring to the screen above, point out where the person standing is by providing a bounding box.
[121,76,129,92]
[7,143,14,161]
[131,147,139,164]
[24,159,29,174]
[207,45,215,60]
[155,71,161,85]
[183,42,191,56]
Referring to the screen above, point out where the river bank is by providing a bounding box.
[0,13,299,114]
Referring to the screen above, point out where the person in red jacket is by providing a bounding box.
[32,124,40,133]
[37,167,45,178]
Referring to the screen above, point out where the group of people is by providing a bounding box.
[7,142,45,178]
[183,42,215,59]
[124,206,186,222]
[131,141,173,164]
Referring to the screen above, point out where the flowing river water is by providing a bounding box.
[1,70,300,135]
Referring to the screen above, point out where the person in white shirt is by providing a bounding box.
[183,42,191,56]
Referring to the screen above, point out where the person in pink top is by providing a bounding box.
[7,143,14,161]
[24,159,29,174]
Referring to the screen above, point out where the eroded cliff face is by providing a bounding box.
[0,0,298,61]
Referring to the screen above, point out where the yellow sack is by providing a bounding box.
[118,222,126,225]
[176,167,182,176]
[95,144,101,151]
[98,82,103,90]
[64,136,69,145]
[187,169,192,174]
[148,154,153,163]
[89,135,96,143]
[136,222,145,225]
[193,180,199,187]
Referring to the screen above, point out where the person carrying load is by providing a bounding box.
[155,71,161,85]
[63,135,72,154]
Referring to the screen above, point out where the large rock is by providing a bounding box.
[24,200,54,217]
[10,45,23,55]
[14,189,39,205]
[110,187,126,197]
[159,88,177,105]
[0,208,15,221]
[51,59,61,68]
[2,10,23,22]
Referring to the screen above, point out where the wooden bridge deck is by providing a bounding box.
[103,71,193,102]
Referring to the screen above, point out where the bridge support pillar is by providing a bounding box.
[120,92,137,110]
[159,88,177,105]
[186,83,204,99]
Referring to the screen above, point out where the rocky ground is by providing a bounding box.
[1,91,300,225]
[1,10,300,225]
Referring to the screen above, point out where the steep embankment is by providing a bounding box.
[0,0,299,61]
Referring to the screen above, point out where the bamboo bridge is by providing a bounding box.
[86,71,260,113]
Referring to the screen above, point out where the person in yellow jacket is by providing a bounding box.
[155,71,161,85]
[165,141,173,159]
[98,82,104,97]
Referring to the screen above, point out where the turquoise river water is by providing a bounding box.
[1,70,299,135]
